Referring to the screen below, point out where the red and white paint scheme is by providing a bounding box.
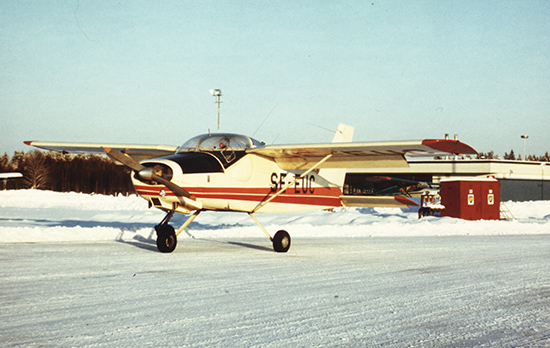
[26,124,477,253]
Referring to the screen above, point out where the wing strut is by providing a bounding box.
[251,154,333,213]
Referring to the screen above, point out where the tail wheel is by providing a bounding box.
[155,225,177,253]
[272,230,291,253]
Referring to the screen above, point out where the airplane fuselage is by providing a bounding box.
[133,150,342,214]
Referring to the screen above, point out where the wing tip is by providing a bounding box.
[422,139,478,155]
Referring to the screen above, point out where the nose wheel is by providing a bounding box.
[154,210,202,253]
[155,224,177,253]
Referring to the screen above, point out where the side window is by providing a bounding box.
[166,153,224,173]
[208,150,247,168]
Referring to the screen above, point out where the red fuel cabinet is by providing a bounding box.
[439,178,500,220]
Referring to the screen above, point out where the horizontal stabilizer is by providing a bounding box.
[341,195,419,208]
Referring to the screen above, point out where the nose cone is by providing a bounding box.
[135,163,174,183]
[138,167,154,181]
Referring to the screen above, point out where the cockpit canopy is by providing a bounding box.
[177,133,264,153]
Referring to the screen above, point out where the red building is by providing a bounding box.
[439,178,500,220]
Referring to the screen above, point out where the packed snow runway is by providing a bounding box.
[1,190,549,347]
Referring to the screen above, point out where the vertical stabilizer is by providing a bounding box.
[319,124,354,188]
[331,123,354,143]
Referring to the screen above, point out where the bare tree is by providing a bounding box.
[21,151,50,189]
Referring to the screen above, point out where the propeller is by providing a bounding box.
[103,147,195,200]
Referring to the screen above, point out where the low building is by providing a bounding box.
[345,159,550,201]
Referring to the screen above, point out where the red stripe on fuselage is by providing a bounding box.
[134,185,342,207]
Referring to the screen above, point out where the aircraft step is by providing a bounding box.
[500,202,515,221]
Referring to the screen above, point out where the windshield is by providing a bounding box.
[177,133,264,152]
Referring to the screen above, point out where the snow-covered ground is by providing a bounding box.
[1,190,549,347]
[1,189,549,243]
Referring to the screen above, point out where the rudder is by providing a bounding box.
[318,124,354,188]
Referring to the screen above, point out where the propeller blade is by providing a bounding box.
[104,147,195,200]
[104,147,145,172]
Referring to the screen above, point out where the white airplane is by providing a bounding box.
[25,124,477,253]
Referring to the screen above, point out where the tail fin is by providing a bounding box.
[318,124,354,188]
[331,123,354,143]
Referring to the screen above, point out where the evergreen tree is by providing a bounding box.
[0,153,11,171]
[504,149,516,160]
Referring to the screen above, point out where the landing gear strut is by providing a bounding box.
[248,213,291,253]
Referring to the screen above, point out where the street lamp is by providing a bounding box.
[541,162,545,200]
[209,89,222,132]
[521,135,529,160]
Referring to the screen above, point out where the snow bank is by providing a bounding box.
[0,190,549,243]
[0,189,145,211]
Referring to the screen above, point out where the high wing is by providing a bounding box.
[23,141,178,161]
[248,139,477,170]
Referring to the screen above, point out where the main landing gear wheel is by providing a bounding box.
[155,224,177,253]
[272,230,291,253]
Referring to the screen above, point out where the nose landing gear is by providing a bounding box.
[154,210,201,253]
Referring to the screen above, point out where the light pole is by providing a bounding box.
[541,163,545,200]
[521,135,528,160]
[210,89,222,132]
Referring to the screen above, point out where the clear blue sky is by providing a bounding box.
[1,0,549,158]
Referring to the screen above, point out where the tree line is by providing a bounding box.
[476,150,550,161]
[1,150,134,195]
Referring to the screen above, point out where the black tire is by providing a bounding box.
[155,225,177,253]
[272,230,291,253]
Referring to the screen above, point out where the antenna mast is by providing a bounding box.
[210,89,222,132]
